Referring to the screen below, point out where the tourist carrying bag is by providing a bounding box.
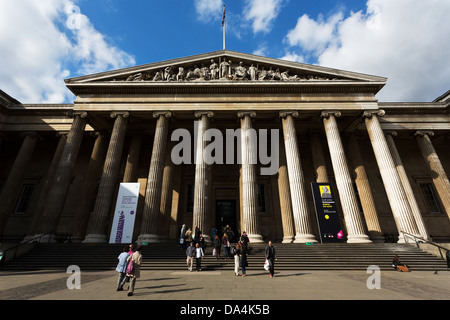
[126,256,134,276]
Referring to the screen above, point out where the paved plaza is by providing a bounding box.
[1,268,448,301]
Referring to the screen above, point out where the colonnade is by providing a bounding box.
[0,109,448,244]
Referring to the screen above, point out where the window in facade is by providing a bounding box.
[15,184,35,214]
[257,184,266,214]
[419,183,442,214]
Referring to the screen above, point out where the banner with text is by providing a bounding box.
[311,183,344,243]
[109,183,140,244]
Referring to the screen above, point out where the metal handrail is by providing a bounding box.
[401,231,449,261]
[1,233,53,266]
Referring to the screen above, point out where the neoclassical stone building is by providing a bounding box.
[0,50,449,244]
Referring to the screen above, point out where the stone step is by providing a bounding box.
[2,243,448,272]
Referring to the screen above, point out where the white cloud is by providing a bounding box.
[243,0,285,34]
[194,0,223,23]
[284,0,450,102]
[280,52,305,64]
[0,0,135,104]
[286,12,343,53]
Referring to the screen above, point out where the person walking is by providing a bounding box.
[115,246,130,291]
[240,231,249,253]
[195,243,204,271]
[265,240,277,278]
[126,245,143,296]
[210,225,217,242]
[213,234,221,260]
[185,227,193,247]
[222,233,230,260]
[186,242,195,272]
[240,246,248,277]
[232,243,241,276]
[179,224,186,249]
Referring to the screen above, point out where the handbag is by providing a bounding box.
[264,259,270,271]
[213,248,217,256]
[126,256,134,276]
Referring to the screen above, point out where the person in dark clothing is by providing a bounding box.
[213,235,221,260]
[265,240,277,278]
[240,231,249,253]
[392,255,409,272]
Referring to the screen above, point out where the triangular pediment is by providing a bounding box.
[65,50,386,95]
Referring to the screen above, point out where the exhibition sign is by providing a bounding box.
[109,183,140,244]
[311,183,344,243]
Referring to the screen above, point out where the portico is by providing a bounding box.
[0,50,449,244]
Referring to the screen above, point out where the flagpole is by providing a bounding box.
[222,4,226,50]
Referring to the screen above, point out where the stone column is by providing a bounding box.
[0,132,39,236]
[33,112,87,241]
[346,133,384,242]
[25,133,67,241]
[84,112,129,243]
[364,110,420,242]
[310,132,329,183]
[322,111,371,243]
[123,134,142,183]
[138,111,172,243]
[192,111,214,243]
[277,133,295,243]
[385,131,431,240]
[279,111,317,243]
[415,131,450,219]
[159,140,176,241]
[70,132,108,242]
[237,111,263,243]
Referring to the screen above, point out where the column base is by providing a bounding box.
[247,234,264,243]
[137,234,160,244]
[346,234,372,244]
[282,236,294,244]
[83,234,107,243]
[396,232,422,244]
[293,234,318,244]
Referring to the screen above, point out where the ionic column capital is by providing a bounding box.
[237,111,256,118]
[70,111,88,118]
[152,111,172,119]
[194,111,214,118]
[110,111,129,119]
[414,130,434,138]
[19,131,40,139]
[279,110,299,118]
[363,109,385,119]
[385,131,398,137]
[320,110,342,119]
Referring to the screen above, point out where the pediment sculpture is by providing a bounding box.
[120,58,345,83]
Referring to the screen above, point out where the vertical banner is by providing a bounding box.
[311,183,344,243]
[109,183,140,244]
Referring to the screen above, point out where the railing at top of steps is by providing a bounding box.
[401,231,450,261]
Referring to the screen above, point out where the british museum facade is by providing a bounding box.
[0,50,449,245]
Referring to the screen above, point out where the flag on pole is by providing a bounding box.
[222,5,226,27]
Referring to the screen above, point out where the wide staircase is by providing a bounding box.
[2,242,448,272]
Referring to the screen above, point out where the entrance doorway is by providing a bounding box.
[215,200,238,242]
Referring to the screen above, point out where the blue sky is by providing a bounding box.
[1,0,450,104]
